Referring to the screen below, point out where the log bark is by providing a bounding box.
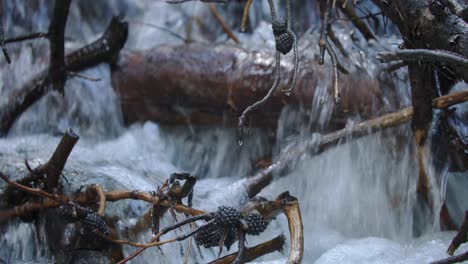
[111,44,385,129]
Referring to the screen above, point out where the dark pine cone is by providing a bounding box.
[244,213,269,236]
[275,32,294,55]
[57,203,94,223]
[57,205,78,223]
[213,206,241,228]
[272,18,287,36]
[82,212,110,237]
[195,224,236,250]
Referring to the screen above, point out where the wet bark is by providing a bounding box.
[112,44,385,129]
[371,0,468,219]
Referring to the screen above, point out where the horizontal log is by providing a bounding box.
[111,44,386,129]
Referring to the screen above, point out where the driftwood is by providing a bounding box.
[0,17,128,136]
[244,90,468,199]
[111,44,384,128]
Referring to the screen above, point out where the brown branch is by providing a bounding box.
[208,3,240,44]
[40,128,79,190]
[241,0,254,32]
[281,195,304,264]
[0,172,64,204]
[244,90,468,198]
[0,16,128,136]
[86,184,106,216]
[431,251,468,264]
[377,50,468,71]
[324,41,341,104]
[337,0,376,40]
[447,211,468,255]
[327,25,349,58]
[3,128,77,203]
[48,0,72,95]
[0,189,205,224]
[208,235,285,264]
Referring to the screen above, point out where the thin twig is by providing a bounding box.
[237,52,281,145]
[130,21,187,42]
[319,0,333,64]
[208,235,285,264]
[324,41,340,104]
[68,72,101,82]
[208,3,240,44]
[327,25,349,58]
[241,0,254,32]
[0,172,62,203]
[377,49,468,68]
[282,0,299,94]
[337,0,376,40]
[430,251,468,264]
[4,32,49,44]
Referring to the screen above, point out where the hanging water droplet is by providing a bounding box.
[284,90,291,96]
[237,137,243,146]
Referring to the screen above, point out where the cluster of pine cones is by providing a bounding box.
[195,206,269,250]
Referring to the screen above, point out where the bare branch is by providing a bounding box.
[337,0,376,40]
[241,0,254,32]
[208,3,240,44]
[377,49,468,68]
[4,32,49,44]
[237,52,281,145]
[431,251,468,264]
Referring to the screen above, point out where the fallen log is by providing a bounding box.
[244,90,468,198]
[111,44,386,129]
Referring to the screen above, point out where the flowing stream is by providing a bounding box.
[1,1,468,263]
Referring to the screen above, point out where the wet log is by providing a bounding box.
[111,44,385,129]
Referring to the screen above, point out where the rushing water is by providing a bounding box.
[1,1,468,263]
